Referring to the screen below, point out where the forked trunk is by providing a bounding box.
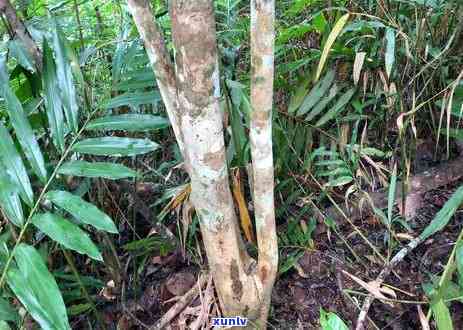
[128,0,278,327]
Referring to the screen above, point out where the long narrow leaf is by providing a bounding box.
[431,299,454,330]
[104,91,161,109]
[43,39,65,152]
[315,88,356,127]
[51,21,79,132]
[7,244,71,330]
[58,161,138,179]
[315,14,350,82]
[32,213,103,261]
[45,190,118,233]
[72,137,158,156]
[420,186,463,240]
[86,114,169,132]
[0,170,24,227]
[298,70,335,116]
[385,28,396,79]
[0,58,47,183]
[0,122,34,205]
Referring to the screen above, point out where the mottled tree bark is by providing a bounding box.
[129,0,277,327]
[127,0,185,156]
[0,0,42,72]
[250,0,278,324]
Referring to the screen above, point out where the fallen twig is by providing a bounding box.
[355,236,422,330]
[150,273,208,330]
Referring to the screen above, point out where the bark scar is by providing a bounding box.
[230,259,244,301]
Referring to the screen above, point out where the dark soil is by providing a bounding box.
[270,182,463,330]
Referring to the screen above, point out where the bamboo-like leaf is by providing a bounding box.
[353,52,366,85]
[305,84,339,121]
[325,176,353,187]
[0,170,24,227]
[387,163,398,226]
[0,122,34,205]
[315,13,350,82]
[420,186,463,240]
[0,59,47,183]
[86,114,169,132]
[457,243,463,287]
[431,299,454,330]
[58,161,138,179]
[6,244,71,330]
[8,39,35,73]
[42,39,65,152]
[315,88,356,127]
[31,213,103,261]
[298,70,335,116]
[51,21,79,132]
[45,190,118,233]
[104,91,161,109]
[288,75,311,113]
[385,28,396,79]
[72,137,158,156]
[112,78,156,91]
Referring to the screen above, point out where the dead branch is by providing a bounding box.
[150,273,208,330]
[355,236,422,330]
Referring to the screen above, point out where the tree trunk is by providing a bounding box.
[0,0,42,72]
[128,0,278,327]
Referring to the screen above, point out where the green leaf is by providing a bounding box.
[385,28,396,79]
[387,163,398,226]
[0,58,48,183]
[0,298,18,322]
[315,14,350,82]
[315,88,356,127]
[51,21,79,132]
[42,39,66,152]
[31,213,102,261]
[320,308,349,330]
[325,176,353,187]
[0,170,24,227]
[431,299,454,330]
[305,84,339,121]
[457,243,463,287]
[58,161,138,179]
[288,75,311,114]
[420,186,463,240]
[297,70,335,116]
[72,137,158,157]
[6,244,70,330]
[86,114,169,132]
[104,91,161,109]
[8,39,35,73]
[0,122,34,205]
[45,190,118,233]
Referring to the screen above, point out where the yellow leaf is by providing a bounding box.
[315,13,350,82]
[231,169,255,243]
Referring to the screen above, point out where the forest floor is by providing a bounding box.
[86,174,463,330]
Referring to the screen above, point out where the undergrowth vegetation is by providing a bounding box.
[0,0,462,328]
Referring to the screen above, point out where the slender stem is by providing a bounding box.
[0,112,96,289]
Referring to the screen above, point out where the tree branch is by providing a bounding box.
[127,0,184,156]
